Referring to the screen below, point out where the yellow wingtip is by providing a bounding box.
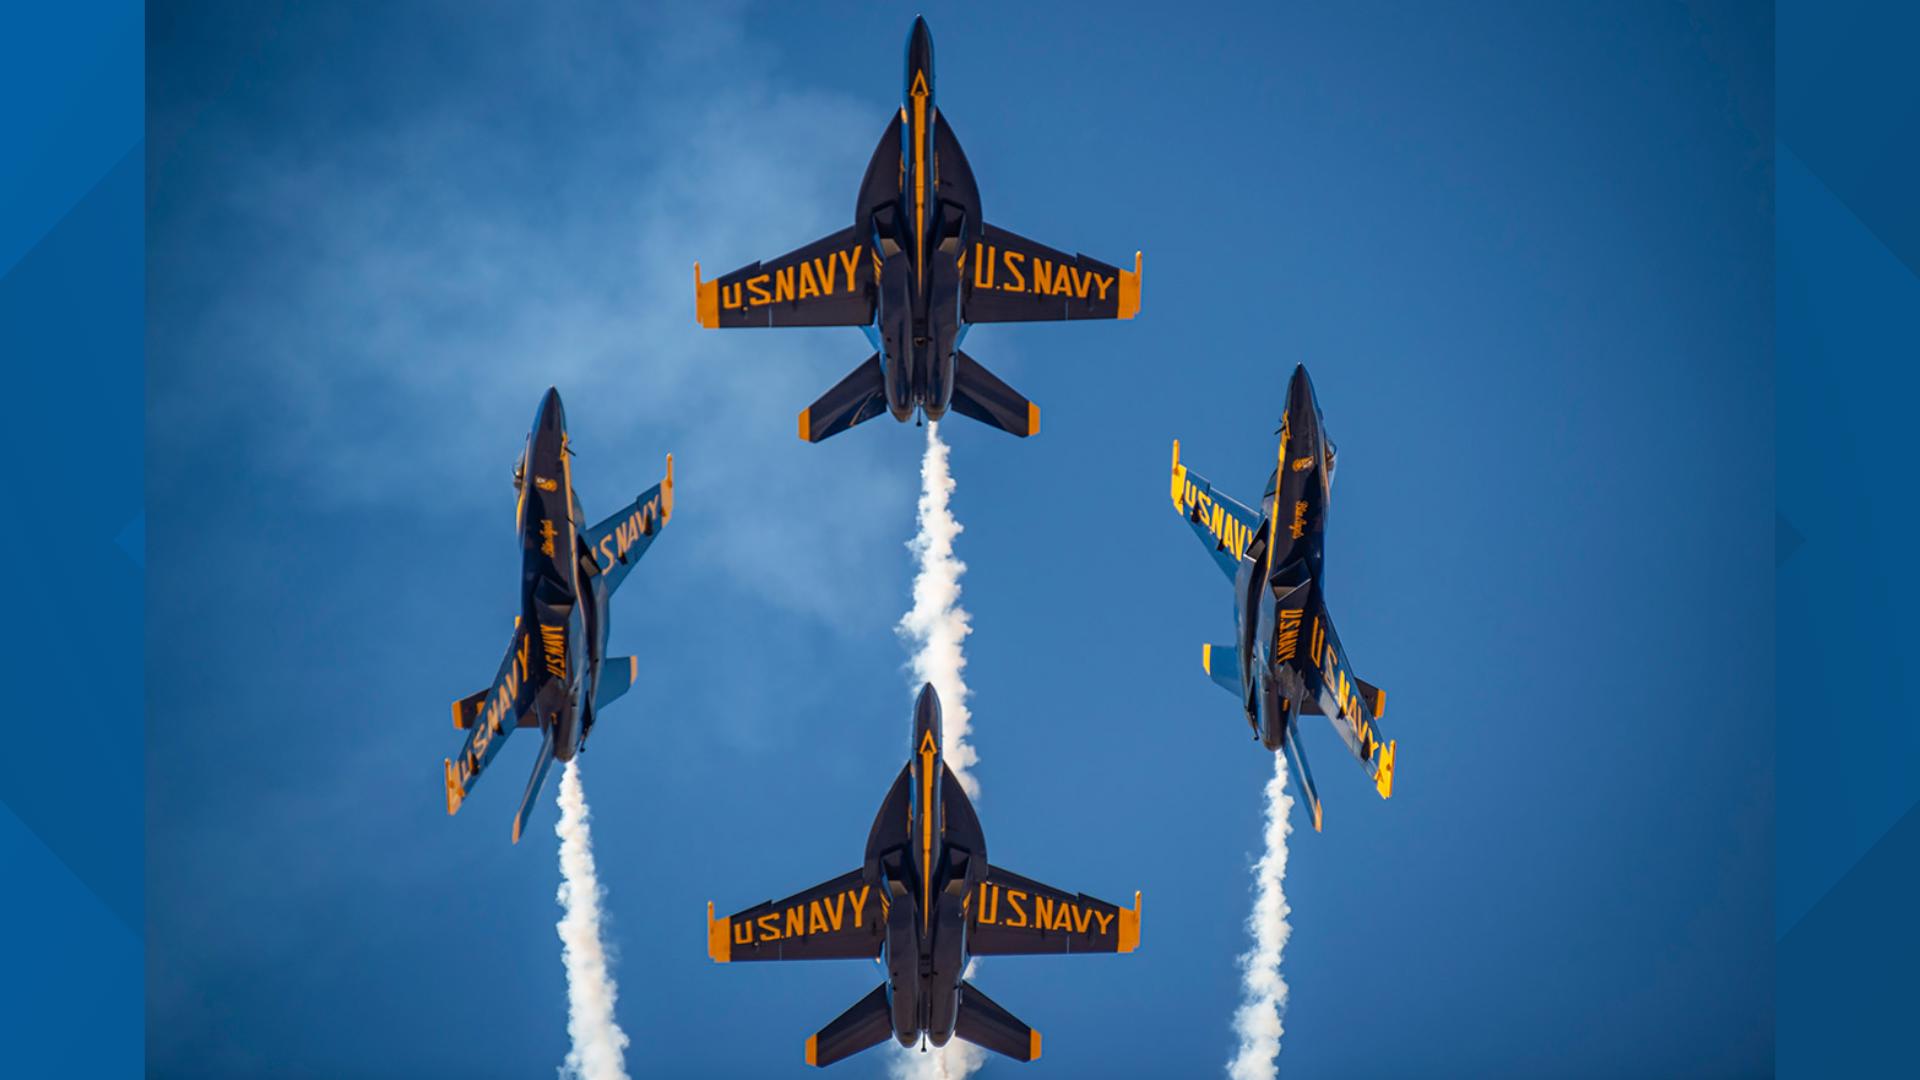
[695,263,719,328]
[662,453,675,523]
[1029,1029,1042,1061]
[708,902,732,963]
[1201,643,1213,676]
[1169,438,1187,507]
[805,1035,818,1066]
[798,408,812,443]
[1117,250,1144,319]
[1116,891,1142,953]
[443,759,463,816]
[1376,740,1396,799]
[1027,400,1040,436]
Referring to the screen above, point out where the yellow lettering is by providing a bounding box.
[973,244,996,289]
[733,921,752,946]
[814,256,839,295]
[850,885,871,928]
[840,245,860,288]
[721,282,744,310]
[1003,251,1026,292]
[1073,905,1094,934]
[1094,911,1114,936]
[797,261,821,299]
[757,912,781,941]
[809,900,830,935]
[597,536,615,570]
[826,893,847,932]
[1031,259,1053,296]
[774,266,796,303]
[1006,890,1028,928]
[1092,273,1113,300]
[1032,895,1054,930]
[1052,265,1074,296]
[747,274,772,305]
[786,905,804,937]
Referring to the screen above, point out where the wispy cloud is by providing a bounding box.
[150,5,910,627]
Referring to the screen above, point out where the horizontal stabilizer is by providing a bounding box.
[804,983,894,1068]
[450,688,487,730]
[954,981,1041,1063]
[1282,719,1324,833]
[1202,643,1240,697]
[947,351,1039,437]
[596,656,638,709]
[800,354,889,443]
[511,727,557,844]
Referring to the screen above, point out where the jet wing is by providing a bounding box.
[1170,440,1264,579]
[1300,598,1395,799]
[584,455,673,596]
[696,225,877,328]
[966,865,1140,955]
[444,621,539,816]
[962,223,1140,323]
[708,869,886,963]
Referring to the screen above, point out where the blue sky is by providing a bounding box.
[147,2,1772,1076]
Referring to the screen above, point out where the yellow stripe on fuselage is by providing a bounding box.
[910,70,929,288]
[919,729,936,930]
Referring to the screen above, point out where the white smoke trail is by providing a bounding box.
[554,760,631,1080]
[1228,752,1296,1080]
[891,422,985,1080]
[897,422,977,795]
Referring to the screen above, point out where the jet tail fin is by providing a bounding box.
[947,350,1039,437]
[511,727,557,844]
[804,982,894,1067]
[799,354,889,443]
[954,980,1041,1062]
[1201,643,1241,696]
[596,656,638,709]
[1281,718,1324,833]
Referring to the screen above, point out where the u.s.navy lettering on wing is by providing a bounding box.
[733,885,877,948]
[970,882,1114,937]
[1176,474,1255,562]
[970,243,1115,303]
[720,246,865,312]
[594,492,666,571]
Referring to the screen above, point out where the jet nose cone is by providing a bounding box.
[535,386,566,433]
[1286,364,1317,412]
[905,16,935,95]
[912,682,943,749]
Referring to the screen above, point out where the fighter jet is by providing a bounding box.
[1169,364,1394,831]
[707,683,1141,1067]
[442,387,674,843]
[693,16,1143,442]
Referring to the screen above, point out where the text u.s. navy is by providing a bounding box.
[707,683,1140,1067]
[441,387,674,842]
[694,16,1143,442]
[1171,364,1396,831]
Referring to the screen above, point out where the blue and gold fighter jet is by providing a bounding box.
[694,16,1143,442]
[1170,365,1394,831]
[442,388,674,842]
[707,684,1141,1067]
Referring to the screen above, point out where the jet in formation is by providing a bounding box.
[442,387,674,842]
[707,683,1141,1067]
[694,16,1143,442]
[1170,364,1394,831]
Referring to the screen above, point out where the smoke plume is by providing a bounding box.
[554,760,631,1080]
[891,423,985,1079]
[1228,753,1296,1080]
